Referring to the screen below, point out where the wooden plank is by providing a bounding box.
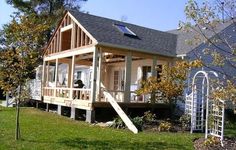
[61,24,73,32]
[102,84,138,134]
[152,56,157,77]
[54,59,58,97]
[71,23,75,49]
[91,48,98,102]
[44,46,95,61]
[98,44,174,61]
[57,32,59,53]
[42,60,46,96]
[70,55,75,99]
[46,61,50,86]
[97,49,103,101]
[81,30,84,46]
[77,26,80,47]
[68,12,97,44]
[124,52,132,103]
[59,28,62,52]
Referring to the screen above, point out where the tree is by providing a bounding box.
[0,13,48,140]
[6,0,87,40]
[0,0,87,140]
[181,0,236,103]
[136,60,202,113]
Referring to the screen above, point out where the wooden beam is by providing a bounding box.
[152,56,157,77]
[46,61,50,86]
[76,60,92,66]
[54,59,58,97]
[90,48,98,102]
[68,12,97,44]
[59,29,62,52]
[70,55,75,99]
[42,60,46,96]
[71,23,75,49]
[61,24,73,32]
[97,49,103,101]
[44,46,95,61]
[77,26,80,47]
[81,30,84,46]
[124,52,132,103]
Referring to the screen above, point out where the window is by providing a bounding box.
[77,71,82,80]
[114,24,137,36]
[142,66,152,80]
[113,70,125,90]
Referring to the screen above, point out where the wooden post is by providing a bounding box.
[70,55,75,99]
[152,56,157,77]
[71,22,75,49]
[91,48,98,102]
[151,56,157,103]
[124,52,132,103]
[59,29,62,52]
[46,61,50,86]
[54,59,58,97]
[42,60,46,96]
[97,49,102,101]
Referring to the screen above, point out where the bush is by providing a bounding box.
[204,136,220,147]
[132,116,144,131]
[143,111,156,124]
[158,121,172,132]
[110,117,126,129]
[111,116,144,131]
[179,114,191,131]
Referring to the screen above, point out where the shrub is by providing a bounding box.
[158,121,172,132]
[110,117,126,129]
[179,114,191,131]
[132,116,144,131]
[143,111,156,123]
[204,136,220,147]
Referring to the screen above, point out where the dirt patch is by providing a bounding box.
[194,137,236,150]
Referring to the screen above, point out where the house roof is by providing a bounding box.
[168,20,235,55]
[68,9,177,57]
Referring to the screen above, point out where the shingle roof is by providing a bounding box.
[68,10,177,57]
[168,20,235,55]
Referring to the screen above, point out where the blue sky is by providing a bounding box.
[0,0,190,31]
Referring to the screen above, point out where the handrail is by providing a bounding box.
[101,83,138,134]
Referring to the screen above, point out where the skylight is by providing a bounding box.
[114,24,137,36]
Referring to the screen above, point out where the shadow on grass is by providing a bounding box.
[57,137,190,150]
[21,137,191,149]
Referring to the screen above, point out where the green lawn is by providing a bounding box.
[0,106,204,150]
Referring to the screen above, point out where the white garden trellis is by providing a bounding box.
[185,70,225,146]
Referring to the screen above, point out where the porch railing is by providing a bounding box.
[43,87,91,101]
[72,88,91,100]
[101,89,149,103]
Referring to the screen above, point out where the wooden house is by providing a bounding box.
[41,9,177,123]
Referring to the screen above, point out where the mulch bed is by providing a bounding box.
[194,137,236,150]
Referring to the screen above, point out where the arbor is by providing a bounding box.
[182,0,236,103]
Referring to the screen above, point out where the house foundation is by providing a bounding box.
[57,105,65,115]
[70,107,76,119]
[86,109,95,123]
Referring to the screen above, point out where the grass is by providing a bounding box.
[0,106,216,150]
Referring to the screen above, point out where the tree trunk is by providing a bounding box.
[15,85,21,140]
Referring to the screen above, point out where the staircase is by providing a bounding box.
[101,84,138,134]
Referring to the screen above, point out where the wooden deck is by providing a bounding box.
[93,102,170,108]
